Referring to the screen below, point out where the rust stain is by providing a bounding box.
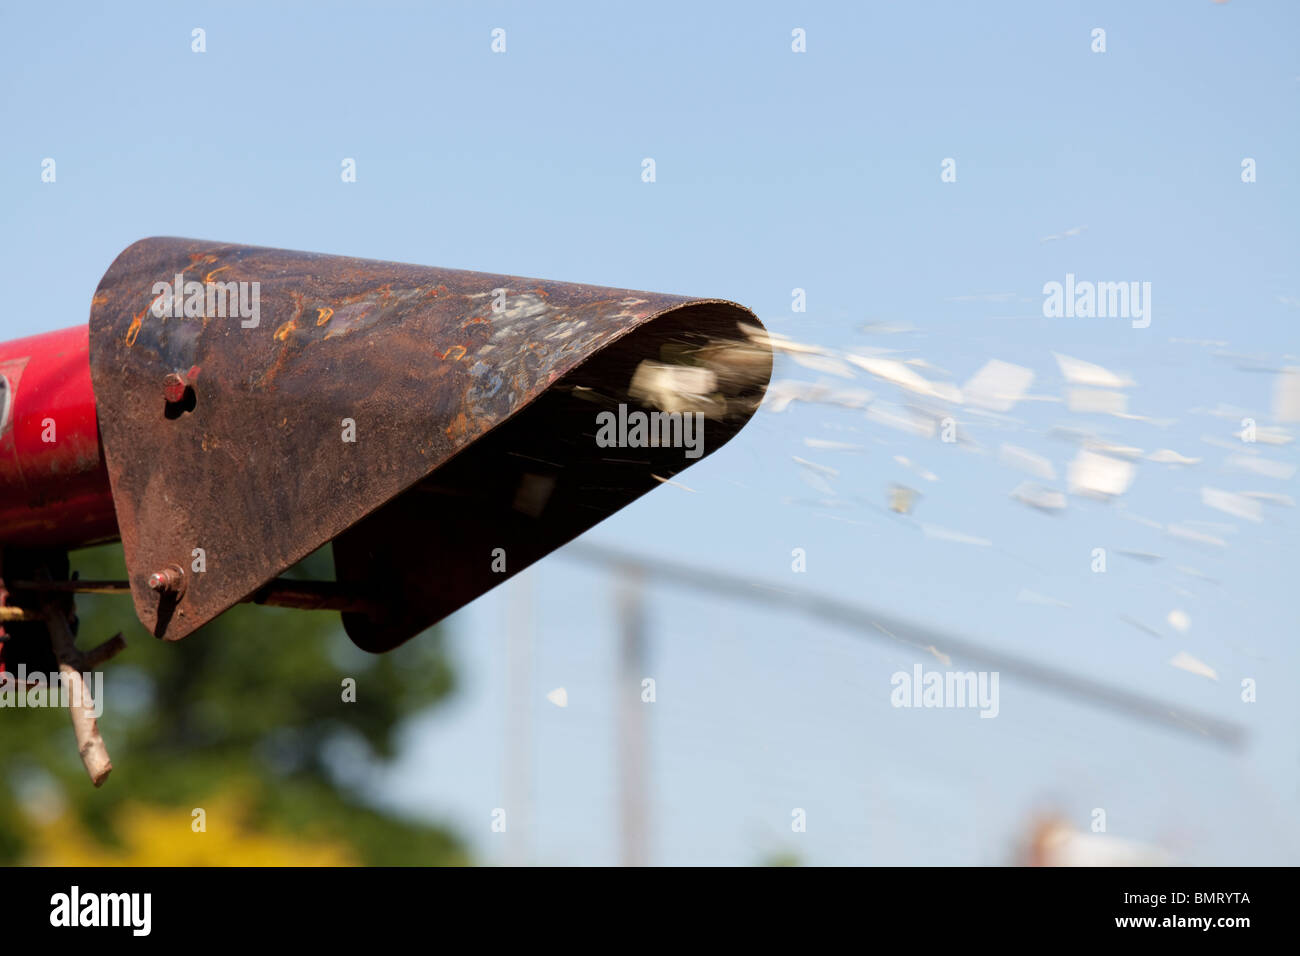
[124,292,167,347]
[125,310,144,347]
[272,293,308,343]
[336,288,371,307]
[444,411,468,439]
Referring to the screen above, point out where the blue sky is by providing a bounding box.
[3,0,1297,864]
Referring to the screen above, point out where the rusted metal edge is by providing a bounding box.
[87,238,770,644]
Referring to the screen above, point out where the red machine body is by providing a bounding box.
[0,325,118,549]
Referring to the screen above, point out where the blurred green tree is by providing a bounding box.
[0,543,468,865]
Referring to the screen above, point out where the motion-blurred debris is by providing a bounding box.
[790,352,855,378]
[1067,388,1128,415]
[1226,454,1297,480]
[893,455,938,482]
[1000,444,1056,479]
[905,357,950,375]
[650,474,697,493]
[1237,425,1293,445]
[1169,651,1217,681]
[1010,482,1067,513]
[963,359,1035,412]
[889,483,920,515]
[859,320,917,335]
[1084,439,1143,459]
[628,361,720,416]
[793,456,838,477]
[925,645,952,666]
[921,523,991,546]
[1039,225,1088,243]
[804,437,864,451]
[1241,491,1294,507]
[1067,450,1136,499]
[1166,524,1228,547]
[763,379,829,413]
[1116,549,1163,563]
[1117,508,1164,530]
[1017,588,1071,609]
[1274,367,1300,422]
[1146,449,1201,465]
[847,354,961,403]
[546,687,569,707]
[1201,487,1263,523]
[820,386,874,409]
[739,323,828,357]
[1053,352,1135,388]
[866,404,936,438]
[1048,425,1096,445]
[794,457,838,496]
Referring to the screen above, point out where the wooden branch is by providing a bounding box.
[42,603,124,788]
[81,633,127,670]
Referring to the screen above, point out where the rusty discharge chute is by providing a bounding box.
[0,238,771,654]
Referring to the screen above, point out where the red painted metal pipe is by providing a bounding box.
[0,325,118,548]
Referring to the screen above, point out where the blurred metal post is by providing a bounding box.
[564,541,1248,750]
[505,570,533,865]
[617,563,649,867]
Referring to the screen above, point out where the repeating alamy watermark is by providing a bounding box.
[0,665,104,717]
[1042,273,1151,328]
[890,664,999,718]
[595,404,704,459]
[150,273,260,328]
